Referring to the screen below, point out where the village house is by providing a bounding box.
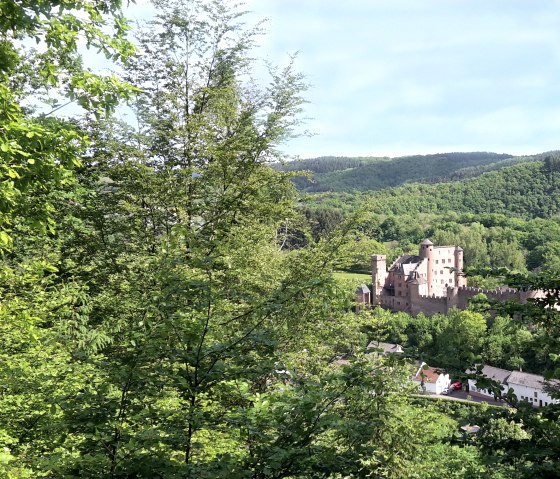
[507,371,559,407]
[468,365,559,407]
[467,365,510,400]
[412,362,451,395]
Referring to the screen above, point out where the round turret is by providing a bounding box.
[419,239,434,294]
[419,239,434,258]
[454,246,466,287]
[371,254,388,305]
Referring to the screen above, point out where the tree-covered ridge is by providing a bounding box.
[308,160,560,218]
[444,153,550,181]
[280,155,390,174]
[373,161,560,218]
[288,151,515,192]
[300,160,560,276]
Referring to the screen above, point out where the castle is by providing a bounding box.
[361,239,543,316]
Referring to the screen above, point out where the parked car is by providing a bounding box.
[450,381,463,391]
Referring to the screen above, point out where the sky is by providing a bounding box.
[124,0,560,159]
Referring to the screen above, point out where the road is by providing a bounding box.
[435,389,506,406]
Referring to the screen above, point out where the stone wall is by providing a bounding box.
[447,286,546,311]
[409,294,447,316]
[380,294,411,312]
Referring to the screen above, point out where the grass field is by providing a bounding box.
[333,271,371,286]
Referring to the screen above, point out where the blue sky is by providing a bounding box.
[125,0,560,159]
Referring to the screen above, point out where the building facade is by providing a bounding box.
[371,239,466,314]
[468,365,559,407]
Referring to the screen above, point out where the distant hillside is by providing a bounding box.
[309,159,560,219]
[285,152,515,192]
[281,156,390,174]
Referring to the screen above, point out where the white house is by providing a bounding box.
[468,365,510,399]
[468,364,559,407]
[412,362,450,395]
[507,371,558,408]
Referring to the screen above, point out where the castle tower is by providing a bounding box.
[419,239,434,295]
[454,246,466,287]
[447,285,459,311]
[371,254,387,305]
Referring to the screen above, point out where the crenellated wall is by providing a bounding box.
[446,286,546,311]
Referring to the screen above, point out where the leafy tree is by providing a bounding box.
[488,239,526,271]
[303,207,345,240]
[462,269,560,477]
[0,1,135,477]
[482,316,532,371]
[542,153,560,174]
[433,309,487,370]
[0,0,136,246]
[361,306,410,346]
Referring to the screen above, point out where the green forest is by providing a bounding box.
[284,152,520,192]
[1,1,560,478]
[299,159,560,280]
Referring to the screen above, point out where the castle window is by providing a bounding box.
[440,270,443,275]
[435,260,438,264]
[534,392,538,398]
[441,280,444,284]
[449,278,453,284]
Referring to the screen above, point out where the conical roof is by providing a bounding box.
[420,239,433,246]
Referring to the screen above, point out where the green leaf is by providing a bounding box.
[0,231,10,245]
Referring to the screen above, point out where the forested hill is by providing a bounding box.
[285,152,524,192]
[311,160,560,219]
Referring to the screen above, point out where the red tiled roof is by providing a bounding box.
[413,366,441,383]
